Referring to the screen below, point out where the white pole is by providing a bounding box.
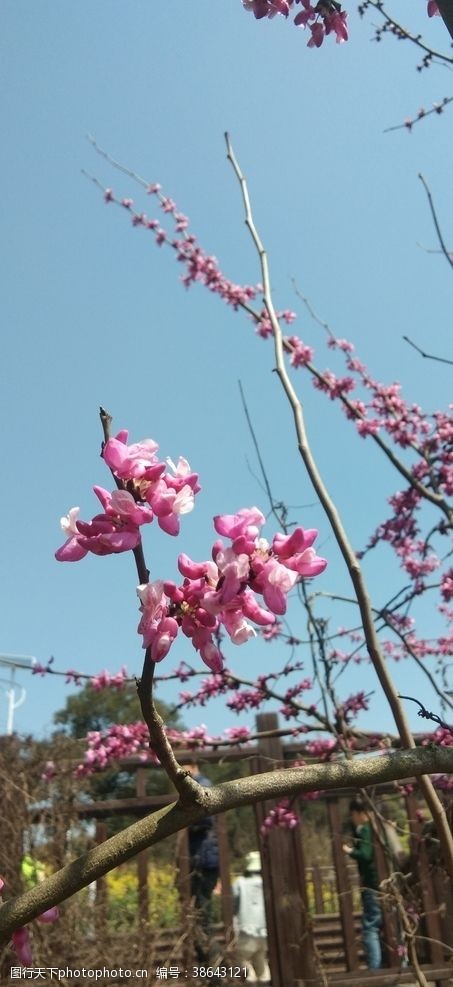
[5,671,27,733]
[0,655,36,734]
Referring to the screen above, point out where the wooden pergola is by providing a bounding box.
[72,713,452,987]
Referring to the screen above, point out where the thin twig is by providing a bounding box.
[419,173,453,272]
[403,335,453,366]
[384,97,453,134]
[364,0,453,64]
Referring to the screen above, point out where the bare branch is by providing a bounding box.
[384,96,453,134]
[403,335,453,366]
[362,0,453,65]
[419,172,453,272]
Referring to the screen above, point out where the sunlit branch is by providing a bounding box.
[224,131,453,877]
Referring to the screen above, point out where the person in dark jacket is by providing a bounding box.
[343,796,382,969]
[186,762,220,963]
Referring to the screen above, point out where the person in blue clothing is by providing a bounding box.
[185,761,220,964]
[343,796,382,970]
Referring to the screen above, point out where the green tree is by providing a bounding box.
[54,679,181,738]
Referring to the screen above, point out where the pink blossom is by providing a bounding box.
[37,907,59,924]
[327,337,354,352]
[32,661,52,676]
[313,371,355,399]
[214,506,266,546]
[148,480,195,536]
[55,504,141,561]
[260,621,283,640]
[243,0,291,17]
[227,688,266,712]
[224,726,252,743]
[96,487,154,526]
[10,903,58,965]
[222,610,256,645]
[12,927,32,965]
[308,21,325,47]
[340,690,370,723]
[56,486,154,561]
[254,558,298,614]
[91,667,128,690]
[137,510,326,663]
[294,2,316,28]
[137,581,168,649]
[441,570,453,602]
[325,9,348,42]
[427,0,440,14]
[288,336,314,368]
[152,616,180,661]
[261,798,299,833]
[103,430,161,480]
[41,760,57,782]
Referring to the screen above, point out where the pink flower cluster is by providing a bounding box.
[242,0,349,47]
[261,798,299,834]
[305,737,337,756]
[441,570,453,602]
[179,674,230,708]
[90,666,128,690]
[73,721,256,776]
[75,723,152,775]
[255,308,296,339]
[227,688,267,712]
[279,679,313,719]
[0,877,58,966]
[285,336,452,503]
[41,760,57,782]
[56,430,200,561]
[339,690,370,723]
[137,508,327,671]
[223,725,252,743]
[104,185,262,311]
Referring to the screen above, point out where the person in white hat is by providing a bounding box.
[233,850,270,983]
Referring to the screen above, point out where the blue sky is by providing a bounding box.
[1,1,451,743]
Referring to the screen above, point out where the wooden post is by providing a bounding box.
[373,825,400,966]
[176,827,195,970]
[94,820,107,941]
[312,863,324,914]
[254,712,318,987]
[405,793,445,967]
[136,768,149,928]
[327,797,360,971]
[217,813,234,942]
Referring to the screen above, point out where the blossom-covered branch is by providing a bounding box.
[224,132,453,876]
